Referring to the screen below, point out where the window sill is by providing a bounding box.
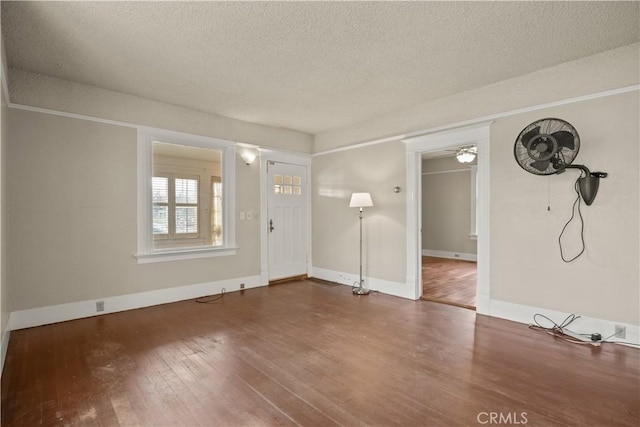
[134,246,238,264]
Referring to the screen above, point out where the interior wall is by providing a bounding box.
[8,69,313,154]
[490,91,639,325]
[312,141,406,285]
[422,156,477,255]
[311,46,638,326]
[4,41,638,328]
[1,80,7,336]
[7,108,262,312]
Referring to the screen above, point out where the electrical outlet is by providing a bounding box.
[240,283,245,289]
[96,301,105,312]
[246,212,252,220]
[614,325,626,339]
[454,253,460,258]
[239,211,245,220]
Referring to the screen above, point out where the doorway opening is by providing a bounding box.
[420,149,477,310]
[403,122,490,315]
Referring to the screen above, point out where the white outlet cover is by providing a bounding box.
[247,212,252,220]
[240,211,245,220]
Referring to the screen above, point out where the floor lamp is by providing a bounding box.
[349,192,374,295]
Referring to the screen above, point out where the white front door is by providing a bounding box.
[267,161,308,280]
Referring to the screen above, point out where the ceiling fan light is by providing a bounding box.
[456,150,476,163]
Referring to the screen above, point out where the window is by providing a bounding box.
[136,128,236,263]
[211,177,223,246]
[274,174,303,195]
[152,142,218,250]
[152,174,200,241]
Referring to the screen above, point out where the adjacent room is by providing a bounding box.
[1,2,638,426]
[421,149,478,309]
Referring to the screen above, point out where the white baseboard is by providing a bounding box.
[475,294,491,316]
[311,267,416,300]
[1,328,10,377]
[312,267,638,345]
[488,299,640,346]
[7,272,636,354]
[422,249,477,262]
[7,275,263,331]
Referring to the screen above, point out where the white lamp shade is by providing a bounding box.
[349,192,374,208]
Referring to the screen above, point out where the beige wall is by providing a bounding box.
[491,91,639,325]
[9,69,313,154]
[1,82,7,336]
[312,141,406,284]
[312,91,638,326]
[7,108,261,311]
[422,157,477,255]
[310,44,638,327]
[4,43,638,328]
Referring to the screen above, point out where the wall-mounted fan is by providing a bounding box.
[514,118,607,205]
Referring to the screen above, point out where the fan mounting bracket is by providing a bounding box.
[561,165,608,206]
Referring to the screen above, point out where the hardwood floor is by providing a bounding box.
[2,280,639,426]
[422,256,477,309]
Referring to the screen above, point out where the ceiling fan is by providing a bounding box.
[447,146,477,163]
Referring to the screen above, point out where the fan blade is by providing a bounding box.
[530,160,550,172]
[551,130,575,150]
[520,126,540,147]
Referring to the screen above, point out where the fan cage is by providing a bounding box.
[513,118,580,176]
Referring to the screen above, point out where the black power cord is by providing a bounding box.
[196,287,225,304]
[558,177,585,262]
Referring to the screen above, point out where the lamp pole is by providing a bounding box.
[354,206,369,295]
[349,192,373,295]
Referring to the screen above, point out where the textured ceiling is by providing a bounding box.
[2,1,639,135]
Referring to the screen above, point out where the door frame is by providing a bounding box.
[403,122,491,314]
[259,150,312,285]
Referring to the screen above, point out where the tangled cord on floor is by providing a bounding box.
[528,314,599,346]
[528,313,639,347]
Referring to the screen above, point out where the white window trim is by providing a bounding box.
[135,127,237,264]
